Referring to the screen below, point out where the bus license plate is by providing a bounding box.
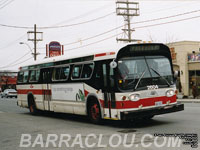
[155,101,162,106]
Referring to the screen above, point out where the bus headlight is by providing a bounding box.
[129,94,140,101]
[166,89,175,97]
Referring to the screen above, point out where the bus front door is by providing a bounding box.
[102,63,117,120]
[41,68,51,111]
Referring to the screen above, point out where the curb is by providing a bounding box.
[177,99,200,103]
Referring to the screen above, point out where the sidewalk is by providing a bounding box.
[177,94,200,103]
[177,98,200,103]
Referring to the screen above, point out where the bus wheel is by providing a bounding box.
[28,98,38,115]
[88,101,102,124]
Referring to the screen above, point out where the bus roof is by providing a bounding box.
[20,43,128,70]
[19,43,168,70]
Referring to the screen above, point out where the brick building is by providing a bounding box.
[0,70,17,92]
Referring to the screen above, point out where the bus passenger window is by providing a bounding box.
[53,68,60,80]
[29,70,40,82]
[52,66,70,81]
[61,66,70,80]
[81,63,94,79]
[72,65,82,79]
[17,72,24,83]
[23,71,29,83]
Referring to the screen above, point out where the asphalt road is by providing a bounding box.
[0,97,199,150]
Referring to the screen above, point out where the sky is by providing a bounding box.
[0,0,200,71]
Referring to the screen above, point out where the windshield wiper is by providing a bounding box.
[150,67,171,87]
[134,68,147,91]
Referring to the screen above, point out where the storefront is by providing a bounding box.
[0,71,17,92]
[167,41,200,98]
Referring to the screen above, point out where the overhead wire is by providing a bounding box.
[0,33,26,50]
[2,7,200,68]
[141,1,198,15]
[0,0,14,10]
[37,9,200,50]
[59,9,200,46]
[0,12,115,29]
[0,0,9,6]
[3,14,200,69]
[38,12,115,29]
[0,51,31,69]
[63,14,200,52]
[6,56,33,68]
[51,2,114,26]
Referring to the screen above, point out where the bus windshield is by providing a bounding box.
[117,56,174,91]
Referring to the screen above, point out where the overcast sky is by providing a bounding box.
[0,0,200,71]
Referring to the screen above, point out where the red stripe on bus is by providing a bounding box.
[94,52,115,58]
[95,53,107,57]
[17,89,51,95]
[99,95,176,109]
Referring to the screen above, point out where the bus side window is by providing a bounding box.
[110,68,114,88]
[52,66,70,81]
[72,65,82,79]
[61,66,70,80]
[42,69,51,83]
[23,71,29,83]
[29,70,40,82]
[81,63,94,79]
[17,71,24,83]
[53,68,61,80]
[103,64,107,87]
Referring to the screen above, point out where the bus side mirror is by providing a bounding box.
[174,71,179,79]
[110,61,117,69]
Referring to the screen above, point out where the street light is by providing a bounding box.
[19,42,33,53]
[19,42,39,61]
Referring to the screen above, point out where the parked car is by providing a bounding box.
[1,89,17,98]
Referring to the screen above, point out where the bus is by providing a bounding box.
[17,43,184,124]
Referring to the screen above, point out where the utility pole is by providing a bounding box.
[116,0,141,43]
[27,24,43,61]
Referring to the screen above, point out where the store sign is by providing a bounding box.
[49,41,61,57]
[188,53,200,62]
[170,47,176,61]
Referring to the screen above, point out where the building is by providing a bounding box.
[0,70,17,92]
[167,41,200,98]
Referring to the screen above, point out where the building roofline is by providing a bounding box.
[167,40,200,45]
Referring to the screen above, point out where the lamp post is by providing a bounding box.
[19,42,39,61]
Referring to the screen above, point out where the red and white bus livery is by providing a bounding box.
[17,43,184,123]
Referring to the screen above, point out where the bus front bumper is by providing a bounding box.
[120,103,184,120]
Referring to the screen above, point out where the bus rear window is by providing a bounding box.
[17,71,29,83]
[17,72,24,83]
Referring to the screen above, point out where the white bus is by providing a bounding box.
[17,43,184,124]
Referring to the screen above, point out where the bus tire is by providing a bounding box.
[88,100,102,124]
[28,96,38,115]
